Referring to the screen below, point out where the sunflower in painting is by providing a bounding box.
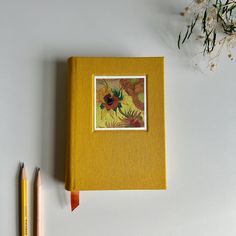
[100,89,123,111]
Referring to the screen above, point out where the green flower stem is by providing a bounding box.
[118,107,129,118]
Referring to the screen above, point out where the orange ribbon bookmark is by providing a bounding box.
[71,191,79,211]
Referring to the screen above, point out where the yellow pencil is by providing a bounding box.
[21,163,28,236]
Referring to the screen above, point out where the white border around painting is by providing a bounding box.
[94,75,147,131]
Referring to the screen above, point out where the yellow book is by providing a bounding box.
[65,57,166,191]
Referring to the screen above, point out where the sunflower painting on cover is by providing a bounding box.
[94,76,147,130]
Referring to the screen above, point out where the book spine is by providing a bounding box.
[65,57,76,191]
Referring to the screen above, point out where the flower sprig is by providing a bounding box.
[178,0,236,70]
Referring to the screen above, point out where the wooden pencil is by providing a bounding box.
[34,168,42,236]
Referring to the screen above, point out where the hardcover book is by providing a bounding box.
[65,57,166,191]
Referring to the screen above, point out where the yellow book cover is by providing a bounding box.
[65,57,166,191]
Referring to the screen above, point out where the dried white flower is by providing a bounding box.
[178,0,236,70]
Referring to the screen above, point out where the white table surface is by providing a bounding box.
[1,0,236,235]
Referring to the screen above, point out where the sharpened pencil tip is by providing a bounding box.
[35,167,41,186]
[21,163,27,179]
